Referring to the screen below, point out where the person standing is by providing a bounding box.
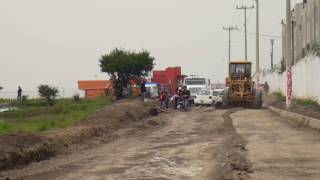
[159,91,166,109]
[181,86,190,111]
[165,91,170,109]
[17,86,22,100]
[140,80,146,101]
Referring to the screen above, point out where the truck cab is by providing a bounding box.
[183,77,211,103]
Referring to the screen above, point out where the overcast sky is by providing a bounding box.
[0,0,302,98]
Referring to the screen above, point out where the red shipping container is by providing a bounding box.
[152,67,185,95]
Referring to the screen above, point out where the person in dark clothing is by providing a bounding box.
[264,82,270,94]
[17,86,22,100]
[173,86,182,109]
[165,91,170,108]
[140,81,146,100]
[181,86,190,111]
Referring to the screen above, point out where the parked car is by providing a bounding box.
[212,89,224,107]
[194,89,224,107]
[194,90,215,106]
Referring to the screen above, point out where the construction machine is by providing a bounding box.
[222,61,262,109]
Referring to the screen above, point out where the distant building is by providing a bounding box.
[78,80,113,99]
[283,0,320,64]
[152,67,185,95]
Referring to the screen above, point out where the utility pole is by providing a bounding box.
[223,26,239,63]
[286,0,293,109]
[254,0,260,90]
[237,5,254,61]
[270,39,275,70]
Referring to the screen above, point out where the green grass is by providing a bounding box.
[273,92,286,102]
[294,98,319,107]
[0,97,111,134]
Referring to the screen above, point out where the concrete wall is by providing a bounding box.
[262,55,320,103]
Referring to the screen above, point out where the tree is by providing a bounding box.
[38,85,59,106]
[0,86,2,91]
[99,48,154,99]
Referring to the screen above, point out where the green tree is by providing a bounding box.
[38,85,59,106]
[99,48,154,99]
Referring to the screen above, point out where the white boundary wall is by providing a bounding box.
[261,55,320,103]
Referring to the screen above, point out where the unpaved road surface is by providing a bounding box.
[0,108,245,180]
[2,108,320,180]
[233,109,320,180]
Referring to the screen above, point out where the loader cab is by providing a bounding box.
[229,62,252,81]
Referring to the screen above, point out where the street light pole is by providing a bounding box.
[255,0,260,74]
[270,39,275,70]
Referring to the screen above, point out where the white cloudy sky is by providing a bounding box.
[0,0,302,98]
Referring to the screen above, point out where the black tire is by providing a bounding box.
[222,89,229,109]
[253,91,263,109]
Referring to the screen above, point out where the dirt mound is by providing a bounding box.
[0,132,55,170]
[0,100,153,170]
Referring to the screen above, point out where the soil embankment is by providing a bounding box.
[0,100,153,170]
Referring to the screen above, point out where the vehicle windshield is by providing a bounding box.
[198,90,210,95]
[185,78,206,85]
[230,63,251,74]
[213,91,224,96]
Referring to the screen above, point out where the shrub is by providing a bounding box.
[273,92,286,102]
[37,124,48,132]
[38,85,59,106]
[311,42,320,57]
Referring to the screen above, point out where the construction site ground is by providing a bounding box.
[1,104,320,179]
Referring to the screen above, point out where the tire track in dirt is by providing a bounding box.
[215,108,253,180]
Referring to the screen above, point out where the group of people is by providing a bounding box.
[160,86,191,111]
[140,81,191,111]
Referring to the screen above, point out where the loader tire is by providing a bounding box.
[253,91,263,109]
[222,89,229,109]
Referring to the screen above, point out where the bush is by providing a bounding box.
[311,42,320,57]
[273,92,286,102]
[38,124,48,132]
[38,85,59,106]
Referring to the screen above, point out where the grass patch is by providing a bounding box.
[273,92,286,102]
[0,97,112,134]
[294,98,319,107]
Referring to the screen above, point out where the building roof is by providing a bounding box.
[78,80,113,90]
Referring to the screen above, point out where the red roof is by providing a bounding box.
[78,80,113,90]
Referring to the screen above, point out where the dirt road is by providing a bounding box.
[233,109,320,180]
[2,107,320,180]
[1,108,245,180]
